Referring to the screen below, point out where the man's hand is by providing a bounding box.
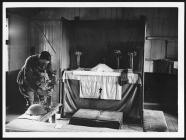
[47,89,54,96]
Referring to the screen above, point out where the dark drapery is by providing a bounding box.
[63,79,142,122]
[67,18,145,72]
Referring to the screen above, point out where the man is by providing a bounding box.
[17,51,56,109]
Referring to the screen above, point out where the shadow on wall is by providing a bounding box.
[144,72,178,116]
[6,69,27,114]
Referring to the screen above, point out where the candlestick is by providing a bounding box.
[114,50,122,69]
[128,51,137,71]
[75,51,82,68]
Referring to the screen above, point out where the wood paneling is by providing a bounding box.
[30,20,71,104]
[31,8,178,73]
[8,13,30,71]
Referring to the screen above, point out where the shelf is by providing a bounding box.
[146,36,177,41]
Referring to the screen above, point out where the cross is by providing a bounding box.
[98,88,102,99]
[99,88,102,93]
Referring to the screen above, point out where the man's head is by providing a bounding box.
[39,51,51,70]
[39,51,51,61]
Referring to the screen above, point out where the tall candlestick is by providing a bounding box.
[75,51,82,68]
[128,51,137,71]
[114,50,122,69]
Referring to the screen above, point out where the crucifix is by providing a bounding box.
[99,88,102,93]
[98,87,102,99]
[128,51,137,72]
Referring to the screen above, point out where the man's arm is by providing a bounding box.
[24,56,40,90]
[46,63,57,89]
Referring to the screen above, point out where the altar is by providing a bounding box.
[62,67,142,123]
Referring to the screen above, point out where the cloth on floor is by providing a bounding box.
[143,109,168,132]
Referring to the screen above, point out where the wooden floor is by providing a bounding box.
[164,112,178,132]
[5,102,178,132]
[144,102,178,132]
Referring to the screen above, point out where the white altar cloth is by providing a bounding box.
[62,70,140,100]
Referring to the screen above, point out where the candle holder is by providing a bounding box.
[75,51,82,68]
[127,51,137,72]
[114,50,122,69]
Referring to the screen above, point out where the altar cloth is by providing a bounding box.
[62,70,140,83]
[62,70,141,100]
[79,75,122,100]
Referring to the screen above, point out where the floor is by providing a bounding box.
[144,102,178,132]
[5,114,20,124]
[164,112,178,132]
[5,102,178,132]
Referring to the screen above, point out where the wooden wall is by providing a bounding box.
[7,13,31,71]
[30,20,68,104]
[7,8,178,72]
[32,8,178,73]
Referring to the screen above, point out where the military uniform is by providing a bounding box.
[17,54,56,108]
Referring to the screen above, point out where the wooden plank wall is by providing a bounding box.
[30,20,65,104]
[31,8,178,73]
[7,13,31,71]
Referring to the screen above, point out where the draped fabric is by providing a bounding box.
[63,70,141,100]
[63,78,142,121]
[79,75,122,100]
